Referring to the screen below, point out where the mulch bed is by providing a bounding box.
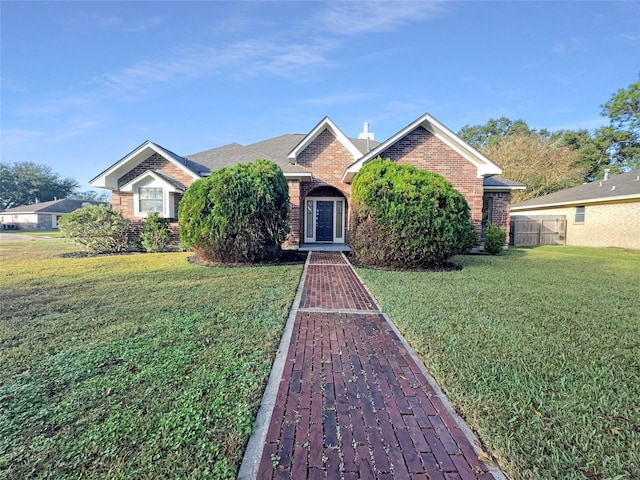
[344,252,463,272]
[187,250,308,267]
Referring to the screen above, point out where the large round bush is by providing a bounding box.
[350,158,477,268]
[178,159,289,263]
[58,204,129,254]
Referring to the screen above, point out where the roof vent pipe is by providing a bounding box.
[358,122,375,152]
[603,168,610,181]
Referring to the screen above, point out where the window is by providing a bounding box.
[306,200,314,238]
[335,200,343,238]
[139,187,163,213]
[575,206,585,223]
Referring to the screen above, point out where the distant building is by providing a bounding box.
[0,198,104,230]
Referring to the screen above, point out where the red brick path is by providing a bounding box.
[256,252,497,479]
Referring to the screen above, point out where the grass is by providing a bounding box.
[0,238,303,479]
[357,246,640,480]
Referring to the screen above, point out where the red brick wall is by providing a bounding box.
[285,179,301,248]
[117,153,194,189]
[378,126,485,230]
[294,129,353,244]
[110,153,193,241]
[484,191,512,235]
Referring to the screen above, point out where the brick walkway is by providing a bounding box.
[253,252,500,480]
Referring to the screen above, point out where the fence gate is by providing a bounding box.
[510,215,566,246]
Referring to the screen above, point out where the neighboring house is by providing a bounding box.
[0,198,104,230]
[511,169,640,249]
[90,113,525,248]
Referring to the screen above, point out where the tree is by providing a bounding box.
[0,161,79,210]
[458,117,544,149]
[602,81,640,133]
[70,190,111,203]
[350,158,477,269]
[482,134,583,202]
[599,81,640,172]
[178,159,290,263]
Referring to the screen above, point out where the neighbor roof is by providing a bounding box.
[1,198,103,214]
[512,169,640,210]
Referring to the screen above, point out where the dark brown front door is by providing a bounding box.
[316,201,333,242]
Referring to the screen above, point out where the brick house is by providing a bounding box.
[90,113,524,248]
[511,169,640,249]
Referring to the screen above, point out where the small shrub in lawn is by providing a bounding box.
[140,212,171,252]
[484,224,507,255]
[350,157,477,269]
[178,159,290,263]
[58,204,129,254]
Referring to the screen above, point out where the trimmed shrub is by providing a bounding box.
[484,224,507,255]
[58,204,129,254]
[178,159,289,263]
[350,157,477,269]
[140,212,172,252]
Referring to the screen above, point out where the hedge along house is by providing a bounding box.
[90,113,524,248]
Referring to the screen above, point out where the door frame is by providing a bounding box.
[303,196,346,243]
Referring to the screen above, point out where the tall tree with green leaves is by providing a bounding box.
[598,80,640,172]
[0,161,79,210]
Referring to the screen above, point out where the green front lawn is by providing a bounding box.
[357,246,640,480]
[0,239,303,479]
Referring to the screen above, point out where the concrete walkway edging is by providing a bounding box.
[342,253,508,480]
[237,252,311,480]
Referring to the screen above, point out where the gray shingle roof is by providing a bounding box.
[1,198,104,214]
[185,134,379,175]
[513,169,640,209]
[483,176,526,189]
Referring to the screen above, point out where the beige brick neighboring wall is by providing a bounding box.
[513,200,640,249]
[377,126,485,231]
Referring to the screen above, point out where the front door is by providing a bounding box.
[316,201,334,241]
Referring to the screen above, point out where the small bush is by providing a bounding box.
[140,212,171,252]
[484,224,507,255]
[178,159,289,263]
[350,158,477,269]
[58,204,129,254]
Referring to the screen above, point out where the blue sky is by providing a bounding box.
[2,1,639,191]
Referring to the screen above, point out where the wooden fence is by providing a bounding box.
[510,215,566,246]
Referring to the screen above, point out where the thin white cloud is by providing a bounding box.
[552,37,586,55]
[95,39,332,96]
[0,77,27,93]
[127,16,163,32]
[1,128,45,149]
[316,1,447,35]
[298,91,377,106]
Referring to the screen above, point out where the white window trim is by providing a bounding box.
[304,196,346,244]
[121,172,179,219]
[135,186,174,218]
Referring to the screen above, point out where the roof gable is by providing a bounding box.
[90,141,200,190]
[288,117,363,164]
[120,170,187,192]
[512,169,640,210]
[342,113,503,183]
